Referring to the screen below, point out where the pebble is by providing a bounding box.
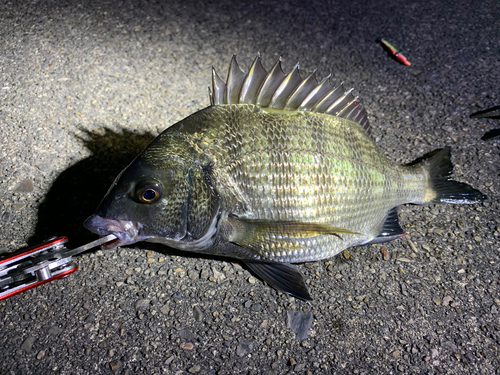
[390,350,401,358]
[12,203,25,211]
[200,268,209,279]
[248,276,256,284]
[48,326,63,336]
[212,267,225,282]
[135,299,150,310]
[171,292,183,303]
[407,240,418,253]
[380,247,389,260]
[180,342,194,350]
[193,305,204,321]
[431,348,439,358]
[294,364,306,371]
[160,305,170,315]
[165,356,175,365]
[236,341,254,357]
[442,296,452,306]
[21,336,36,352]
[396,257,412,263]
[188,364,201,373]
[1,211,14,222]
[109,360,122,371]
[36,350,45,359]
[251,303,262,312]
[14,179,33,192]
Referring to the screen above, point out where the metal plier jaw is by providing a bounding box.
[0,234,116,301]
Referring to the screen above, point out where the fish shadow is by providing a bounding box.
[29,127,156,247]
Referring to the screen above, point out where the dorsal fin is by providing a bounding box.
[210,54,370,133]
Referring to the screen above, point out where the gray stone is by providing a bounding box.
[21,336,36,352]
[48,326,63,336]
[236,341,254,357]
[135,299,150,310]
[193,305,204,321]
[1,211,14,222]
[14,179,33,192]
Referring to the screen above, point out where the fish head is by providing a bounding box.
[84,154,193,250]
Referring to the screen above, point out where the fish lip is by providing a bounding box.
[83,214,144,249]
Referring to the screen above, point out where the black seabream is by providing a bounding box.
[84,55,487,300]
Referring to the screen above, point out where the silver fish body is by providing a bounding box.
[84,55,487,300]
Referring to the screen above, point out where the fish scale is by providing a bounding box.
[175,104,424,262]
[84,54,487,301]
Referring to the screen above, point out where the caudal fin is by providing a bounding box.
[420,148,488,204]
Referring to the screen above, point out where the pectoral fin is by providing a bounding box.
[229,215,361,243]
[244,262,313,301]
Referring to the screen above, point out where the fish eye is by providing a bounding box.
[136,182,162,204]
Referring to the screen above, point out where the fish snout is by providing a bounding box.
[83,214,142,249]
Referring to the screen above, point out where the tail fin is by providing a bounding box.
[420,148,488,204]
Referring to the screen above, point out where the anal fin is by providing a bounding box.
[364,207,406,245]
[244,262,313,301]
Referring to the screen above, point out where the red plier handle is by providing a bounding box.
[0,235,116,301]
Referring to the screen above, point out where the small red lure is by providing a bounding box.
[380,39,411,66]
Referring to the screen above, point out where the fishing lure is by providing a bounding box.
[380,38,411,66]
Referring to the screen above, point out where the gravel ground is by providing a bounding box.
[1,0,499,374]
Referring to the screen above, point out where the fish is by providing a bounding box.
[84,54,487,301]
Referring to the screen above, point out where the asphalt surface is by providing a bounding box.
[1,0,499,374]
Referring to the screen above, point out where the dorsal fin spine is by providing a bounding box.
[256,58,286,107]
[341,96,361,119]
[239,53,268,105]
[298,75,331,111]
[330,88,355,115]
[211,66,226,106]
[311,83,344,113]
[210,54,370,132]
[269,63,303,109]
[226,55,246,104]
[284,70,318,110]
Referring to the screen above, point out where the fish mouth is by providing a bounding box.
[83,214,145,250]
